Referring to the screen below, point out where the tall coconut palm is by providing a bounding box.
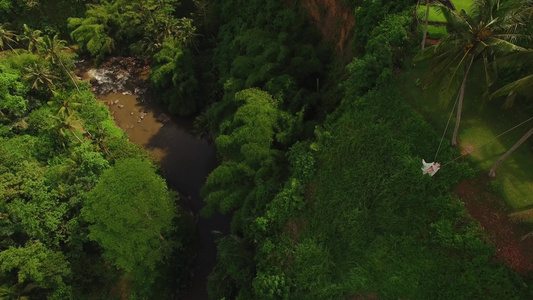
[0,22,17,53]
[488,126,533,177]
[87,125,110,155]
[37,34,80,91]
[416,0,532,146]
[421,0,431,50]
[23,62,59,94]
[53,106,85,144]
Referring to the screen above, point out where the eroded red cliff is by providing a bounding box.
[301,0,355,61]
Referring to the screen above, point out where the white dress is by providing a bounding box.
[421,159,440,176]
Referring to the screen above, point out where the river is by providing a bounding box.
[76,57,230,299]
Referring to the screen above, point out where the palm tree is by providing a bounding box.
[417,0,532,146]
[487,51,533,178]
[0,282,37,300]
[488,126,533,177]
[37,34,80,91]
[0,22,18,53]
[37,34,66,64]
[87,125,110,155]
[17,24,42,53]
[421,0,431,50]
[23,62,58,93]
[53,106,85,144]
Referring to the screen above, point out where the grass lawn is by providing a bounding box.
[401,61,533,211]
[417,5,447,22]
[426,25,447,38]
[451,0,473,13]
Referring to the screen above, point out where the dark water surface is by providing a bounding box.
[78,61,229,300]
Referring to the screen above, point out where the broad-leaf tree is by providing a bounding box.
[82,158,177,283]
[0,240,71,298]
[150,36,198,115]
[0,63,27,121]
[416,0,532,145]
[201,88,300,220]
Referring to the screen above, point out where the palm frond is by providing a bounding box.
[485,37,528,55]
[494,50,533,69]
[497,0,533,27]
[492,33,533,44]
[521,230,533,241]
[491,74,533,102]
[509,207,533,222]
[414,45,438,62]
[436,3,472,32]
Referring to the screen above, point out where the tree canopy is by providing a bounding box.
[82,158,177,274]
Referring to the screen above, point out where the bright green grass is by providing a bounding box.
[417,5,447,22]
[451,0,473,13]
[427,25,448,38]
[402,61,533,210]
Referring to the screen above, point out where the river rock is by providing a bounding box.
[157,113,171,123]
[134,87,147,95]
[79,57,151,95]
[118,104,124,109]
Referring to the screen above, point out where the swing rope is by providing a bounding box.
[441,115,533,167]
[434,91,461,161]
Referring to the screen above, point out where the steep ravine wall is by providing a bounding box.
[301,0,355,61]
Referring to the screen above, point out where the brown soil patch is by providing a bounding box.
[455,175,533,274]
[301,0,355,61]
[425,38,440,46]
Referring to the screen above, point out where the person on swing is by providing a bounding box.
[421,159,440,176]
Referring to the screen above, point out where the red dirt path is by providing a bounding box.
[455,175,533,274]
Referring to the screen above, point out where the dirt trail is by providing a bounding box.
[301,0,354,61]
[455,176,533,274]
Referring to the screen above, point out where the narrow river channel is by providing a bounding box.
[76,58,230,299]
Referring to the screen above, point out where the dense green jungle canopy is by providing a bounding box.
[1,0,533,299]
